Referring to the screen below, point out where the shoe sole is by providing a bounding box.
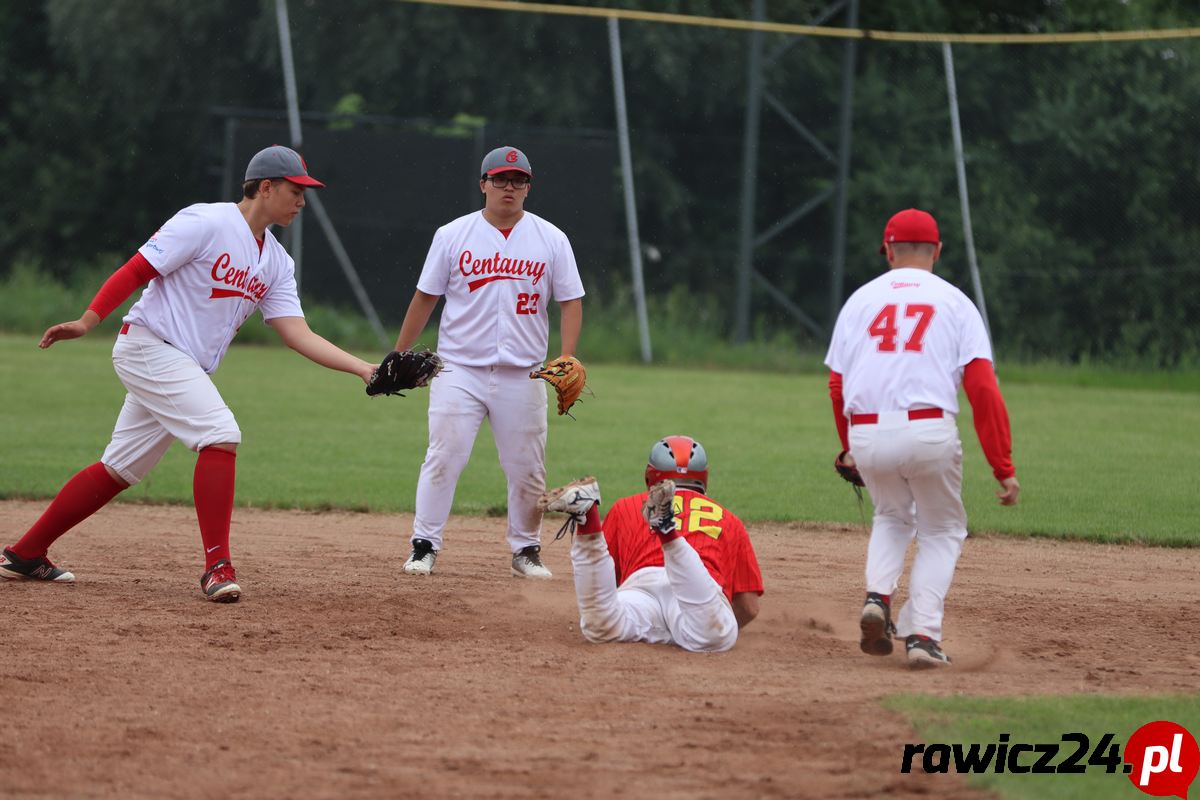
[403,561,434,576]
[206,584,241,603]
[537,476,597,512]
[511,568,553,580]
[907,650,951,669]
[859,606,893,656]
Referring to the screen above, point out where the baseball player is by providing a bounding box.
[825,208,1020,668]
[393,146,584,579]
[539,436,763,653]
[0,146,377,602]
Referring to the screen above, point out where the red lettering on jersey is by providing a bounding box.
[868,305,899,352]
[903,304,935,352]
[210,252,270,302]
[211,253,231,282]
[458,249,546,291]
[868,303,936,353]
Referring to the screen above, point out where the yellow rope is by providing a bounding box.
[392,0,1200,45]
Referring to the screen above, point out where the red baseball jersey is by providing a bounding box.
[602,489,764,601]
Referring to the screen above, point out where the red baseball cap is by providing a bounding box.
[879,208,940,254]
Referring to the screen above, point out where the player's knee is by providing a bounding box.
[680,606,739,653]
[579,615,623,644]
[207,442,238,454]
[102,463,132,489]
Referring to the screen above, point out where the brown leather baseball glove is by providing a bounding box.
[530,356,587,416]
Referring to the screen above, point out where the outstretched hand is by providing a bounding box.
[39,313,98,349]
[997,476,1021,506]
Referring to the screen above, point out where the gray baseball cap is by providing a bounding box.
[481,146,532,178]
[245,145,325,188]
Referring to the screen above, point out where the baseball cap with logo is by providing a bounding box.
[481,146,532,178]
[245,145,325,188]
[880,208,939,254]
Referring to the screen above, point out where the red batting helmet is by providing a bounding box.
[644,435,708,493]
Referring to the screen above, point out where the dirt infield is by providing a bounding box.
[2,500,1196,799]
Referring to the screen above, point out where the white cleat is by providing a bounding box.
[403,538,437,576]
[511,545,552,579]
[538,476,601,540]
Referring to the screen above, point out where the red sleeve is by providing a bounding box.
[87,253,161,321]
[731,521,764,596]
[828,370,850,451]
[962,358,1016,481]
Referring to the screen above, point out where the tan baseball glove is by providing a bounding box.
[530,356,587,416]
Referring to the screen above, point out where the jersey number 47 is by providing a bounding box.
[868,303,935,353]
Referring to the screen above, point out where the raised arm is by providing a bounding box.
[268,316,375,383]
[393,290,441,352]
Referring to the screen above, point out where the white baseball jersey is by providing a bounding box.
[416,210,585,367]
[825,267,991,415]
[127,203,304,374]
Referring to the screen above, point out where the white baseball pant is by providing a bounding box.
[849,412,967,642]
[412,362,547,553]
[101,325,241,485]
[569,533,738,653]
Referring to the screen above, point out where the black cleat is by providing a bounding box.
[0,547,75,583]
[859,592,897,656]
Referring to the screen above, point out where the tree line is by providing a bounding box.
[2,0,1197,365]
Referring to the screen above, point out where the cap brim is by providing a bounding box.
[285,175,325,188]
[485,167,531,177]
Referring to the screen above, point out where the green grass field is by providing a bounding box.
[3,332,1197,800]
[886,694,1200,800]
[1,333,1196,544]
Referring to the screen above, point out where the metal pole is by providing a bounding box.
[275,0,304,290]
[306,193,391,348]
[828,0,858,330]
[221,116,236,201]
[734,0,766,344]
[608,17,652,363]
[942,42,992,344]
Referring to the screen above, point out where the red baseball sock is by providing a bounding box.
[194,447,236,569]
[578,503,603,535]
[10,463,125,559]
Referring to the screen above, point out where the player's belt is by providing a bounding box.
[850,408,944,426]
[118,322,171,346]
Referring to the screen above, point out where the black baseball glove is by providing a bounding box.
[365,350,445,397]
[834,449,865,487]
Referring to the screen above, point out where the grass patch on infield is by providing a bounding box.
[0,333,1196,544]
[886,694,1200,800]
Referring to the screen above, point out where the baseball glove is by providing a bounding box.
[642,479,678,535]
[834,449,865,487]
[529,355,587,416]
[365,350,444,397]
